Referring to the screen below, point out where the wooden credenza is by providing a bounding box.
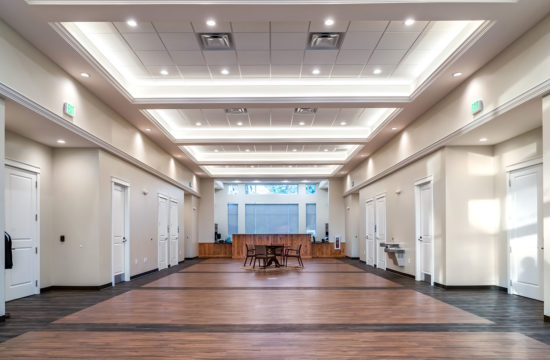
[232,234,312,259]
[312,242,346,258]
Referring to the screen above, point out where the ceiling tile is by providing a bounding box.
[401,49,435,65]
[338,108,365,123]
[331,65,363,77]
[254,144,272,151]
[367,49,407,64]
[192,21,231,33]
[292,114,314,126]
[240,65,269,77]
[209,65,240,78]
[222,145,240,152]
[233,33,270,50]
[170,51,205,66]
[271,50,304,65]
[178,109,204,125]
[303,144,321,152]
[387,20,429,32]
[271,33,308,50]
[392,64,420,78]
[159,33,201,51]
[336,50,372,64]
[270,108,293,126]
[237,50,269,65]
[301,65,333,77]
[248,108,271,126]
[114,21,155,33]
[153,22,193,32]
[341,32,383,50]
[203,51,238,65]
[135,51,174,66]
[201,109,227,126]
[348,21,389,32]
[377,32,420,50]
[122,33,165,51]
[228,114,250,127]
[271,22,309,33]
[313,108,339,126]
[231,22,269,32]
[146,66,180,77]
[178,66,211,78]
[415,31,449,51]
[271,144,288,151]
[303,50,339,65]
[270,65,302,77]
[309,20,349,33]
[361,64,396,77]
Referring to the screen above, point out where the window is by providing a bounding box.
[227,184,239,195]
[306,203,316,236]
[245,184,298,195]
[305,184,316,194]
[227,203,238,237]
[245,204,299,234]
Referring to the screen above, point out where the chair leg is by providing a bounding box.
[243,256,248,266]
[253,258,256,268]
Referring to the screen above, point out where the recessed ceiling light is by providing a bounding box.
[145,128,151,132]
[312,68,321,75]
[340,121,347,126]
[175,154,182,158]
[220,68,229,75]
[160,69,168,75]
[324,148,329,152]
[236,122,243,126]
[453,72,463,78]
[360,154,368,157]
[214,149,219,152]
[373,68,382,75]
[127,19,138,27]
[245,148,250,152]
[480,137,488,142]
[206,19,216,27]
[195,122,202,126]
[80,72,90,78]
[250,165,255,168]
[391,127,397,131]
[299,121,305,126]
[234,180,240,183]
[56,139,66,144]
[282,180,289,183]
[404,18,415,26]
[292,148,297,152]
[324,18,335,26]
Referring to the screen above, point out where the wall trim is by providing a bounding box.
[41,283,112,291]
[386,268,415,279]
[129,268,158,280]
[0,82,200,197]
[344,78,550,196]
[5,158,41,174]
[434,282,507,292]
[505,156,542,173]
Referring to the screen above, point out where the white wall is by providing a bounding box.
[344,193,360,257]
[543,95,550,317]
[184,193,199,258]
[329,179,346,244]
[0,99,5,316]
[213,183,329,240]
[199,178,215,243]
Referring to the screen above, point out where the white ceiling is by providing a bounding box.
[1,0,549,179]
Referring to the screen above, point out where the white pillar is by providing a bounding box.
[0,98,5,318]
[543,94,550,320]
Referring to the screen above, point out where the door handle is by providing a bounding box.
[122,237,127,243]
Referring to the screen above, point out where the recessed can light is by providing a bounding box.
[145,128,151,132]
[299,121,305,126]
[480,137,488,142]
[127,19,138,27]
[324,18,335,26]
[80,72,90,78]
[214,149,219,152]
[56,139,66,144]
[404,18,415,26]
[245,148,250,152]
[195,122,202,126]
[160,69,169,75]
[206,19,216,27]
[453,72,463,78]
[340,121,347,126]
[237,122,243,126]
[391,127,397,131]
[220,68,229,75]
[292,148,297,152]
[324,148,329,152]
[373,68,382,75]
[312,68,321,75]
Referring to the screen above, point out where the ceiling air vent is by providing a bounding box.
[308,32,343,50]
[294,107,317,114]
[225,108,248,114]
[199,33,233,50]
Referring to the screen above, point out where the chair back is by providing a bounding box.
[255,245,266,256]
[274,246,283,256]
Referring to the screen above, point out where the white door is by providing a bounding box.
[5,166,39,301]
[158,195,169,270]
[169,199,179,267]
[375,195,386,270]
[365,200,375,266]
[508,165,543,300]
[418,182,434,283]
[112,183,128,284]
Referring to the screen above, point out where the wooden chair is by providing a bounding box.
[274,245,285,265]
[253,245,268,269]
[285,244,303,267]
[243,244,255,266]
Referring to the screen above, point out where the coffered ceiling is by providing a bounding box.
[2,0,549,179]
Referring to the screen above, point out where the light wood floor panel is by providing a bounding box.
[144,272,401,288]
[0,331,547,359]
[181,262,364,273]
[55,289,491,325]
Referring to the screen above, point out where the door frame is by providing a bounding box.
[414,176,434,285]
[506,159,543,299]
[365,198,374,266]
[5,159,41,295]
[375,193,387,270]
[111,177,130,286]
[169,198,179,267]
[158,193,169,270]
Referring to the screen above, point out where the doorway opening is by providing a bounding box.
[111,178,130,285]
[415,177,434,286]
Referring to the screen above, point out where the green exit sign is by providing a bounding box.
[63,102,75,117]
[471,100,483,115]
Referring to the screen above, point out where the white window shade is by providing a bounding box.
[245,204,299,234]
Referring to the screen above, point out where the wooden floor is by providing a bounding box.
[1,258,550,359]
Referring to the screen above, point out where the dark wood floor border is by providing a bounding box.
[434,283,507,292]
[41,283,112,292]
[130,268,158,280]
[386,268,415,279]
[138,286,404,291]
